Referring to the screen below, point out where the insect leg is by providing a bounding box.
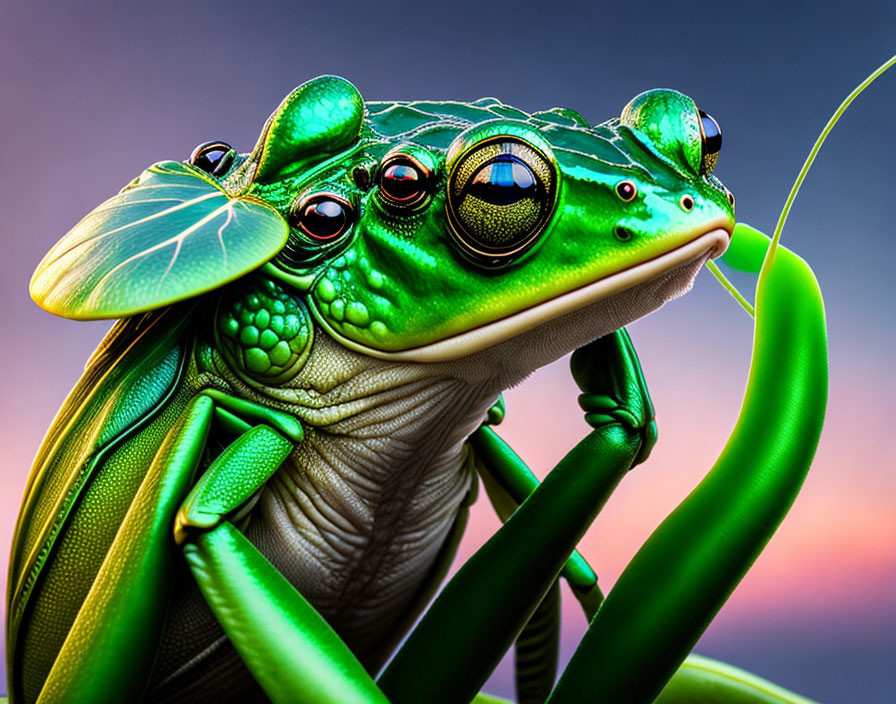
[547,224,827,704]
[378,329,653,704]
[474,426,605,620]
[176,416,389,704]
[474,425,604,704]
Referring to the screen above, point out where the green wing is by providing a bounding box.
[6,305,196,702]
[30,161,289,320]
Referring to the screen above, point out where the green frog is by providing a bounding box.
[10,75,824,704]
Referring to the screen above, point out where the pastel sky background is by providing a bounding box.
[2,1,895,701]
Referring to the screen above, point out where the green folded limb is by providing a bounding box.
[547,223,827,703]
[174,398,388,704]
[379,329,653,704]
[435,224,825,704]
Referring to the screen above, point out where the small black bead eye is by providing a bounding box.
[680,194,695,211]
[381,162,423,201]
[290,194,353,242]
[616,180,637,202]
[190,141,235,177]
[725,189,735,207]
[378,155,431,207]
[698,110,722,175]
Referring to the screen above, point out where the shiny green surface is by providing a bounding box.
[176,412,389,704]
[7,307,195,703]
[473,423,602,610]
[30,162,289,320]
[184,522,389,704]
[249,75,365,183]
[7,60,845,703]
[256,87,733,354]
[174,424,293,543]
[654,654,820,704]
[379,332,652,703]
[215,277,314,383]
[35,394,214,704]
[548,225,827,703]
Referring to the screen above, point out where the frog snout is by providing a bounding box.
[708,227,732,259]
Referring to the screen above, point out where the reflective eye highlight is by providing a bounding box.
[290,194,353,242]
[189,141,235,177]
[381,162,424,202]
[616,180,637,202]
[698,109,722,175]
[468,156,537,205]
[382,163,420,198]
[446,136,556,267]
[378,152,433,208]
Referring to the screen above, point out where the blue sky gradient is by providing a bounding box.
[2,1,895,700]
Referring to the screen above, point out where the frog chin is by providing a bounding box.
[326,226,729,376]
[453,230,724,389]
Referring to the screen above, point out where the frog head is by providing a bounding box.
[239,76,734,370]
[31,76,733,381]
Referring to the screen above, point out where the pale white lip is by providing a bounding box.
[326,227,731,363]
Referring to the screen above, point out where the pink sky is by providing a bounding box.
[2,4,896,699]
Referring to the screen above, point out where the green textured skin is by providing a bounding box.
[34,394,215,703]
[215,277,313,383]
[175,425,294,540]
[8,73,828,704]
[250,87,733,353]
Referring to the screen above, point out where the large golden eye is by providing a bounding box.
[446,137,556,267]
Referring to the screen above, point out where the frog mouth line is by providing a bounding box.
[324,226,731,363]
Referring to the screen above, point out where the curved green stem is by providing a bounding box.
[548,225,827,703]
[706,260,755,317]
[710,54,896,319]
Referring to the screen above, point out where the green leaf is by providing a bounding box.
[31,161,289,319]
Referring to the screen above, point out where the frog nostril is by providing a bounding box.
[352,165,372,191]
[679,194,694,212]
[613,226,635,242]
